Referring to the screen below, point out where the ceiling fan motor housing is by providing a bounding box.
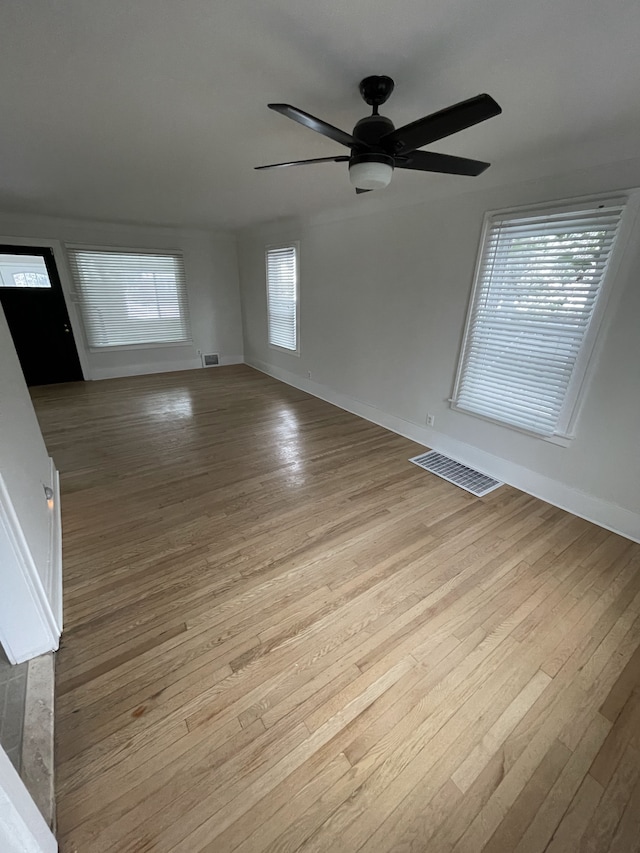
[349,115,396,189]
[352,114,395,149]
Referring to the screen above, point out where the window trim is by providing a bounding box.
[265,241,300,355]
[451,191,638,443]
[65,243,183,256]
[66,244,192,350]
[87,340,192,354]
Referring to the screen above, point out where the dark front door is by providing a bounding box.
[0,245,83,386]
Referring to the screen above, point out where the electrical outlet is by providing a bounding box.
[426,413,435,427]
[307,370,312,379]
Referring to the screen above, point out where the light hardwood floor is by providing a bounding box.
[30,365,640,853]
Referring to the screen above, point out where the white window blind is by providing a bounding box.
[266,244,298,351]
[68,249,191,348]
[453,202,625,437]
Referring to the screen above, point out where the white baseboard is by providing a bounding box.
[90,355,244,380]
[247,358,640,544]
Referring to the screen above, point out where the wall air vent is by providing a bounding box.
[409,450,502,497]
[202,353,220,367]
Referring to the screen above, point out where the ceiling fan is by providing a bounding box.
[256,76,501,193]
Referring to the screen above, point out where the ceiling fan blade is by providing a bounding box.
[355,188,372,194]
[396,150,490,176]
[255,156,350,171]
[268,104,358,148]
[381,94,501,155]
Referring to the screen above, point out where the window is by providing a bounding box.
[12,271,50,288]
[0,254,51,288]
[67,249,191,348]
[266,244,299,352]
[452,200,626,438]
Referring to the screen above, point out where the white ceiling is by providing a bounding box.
[1,0,639,231]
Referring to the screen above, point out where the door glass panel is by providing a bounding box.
[0,254,52,288]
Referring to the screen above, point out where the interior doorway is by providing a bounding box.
[0,244,83,386]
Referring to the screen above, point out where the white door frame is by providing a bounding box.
[0,746,57,852]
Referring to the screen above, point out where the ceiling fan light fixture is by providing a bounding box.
[349,155,394,190]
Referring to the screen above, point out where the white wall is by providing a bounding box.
[0,213,244,380]
[238,156,640,541]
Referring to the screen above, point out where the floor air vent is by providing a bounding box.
[202,353,220,367]
[409,450,502,497]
